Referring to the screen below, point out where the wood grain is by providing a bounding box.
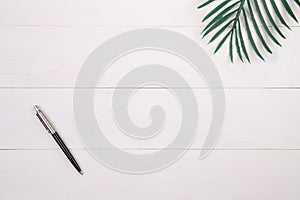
[1,89,300,150]
[0,149,299,200]
[1,0,300,198]
[0,26,299,87]
[0,0,298,27]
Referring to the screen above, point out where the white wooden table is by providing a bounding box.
[1,0,300,199]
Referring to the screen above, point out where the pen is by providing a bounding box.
[34,105,83,175]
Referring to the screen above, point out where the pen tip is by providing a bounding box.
[34,105,40,112]
[79,171,84,175]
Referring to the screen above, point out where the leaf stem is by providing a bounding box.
[231,0,246,31]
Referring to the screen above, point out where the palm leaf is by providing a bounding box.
[198,0,300,62]
[253,0,281,46]
[270,0,291,29]
[235,24,243,62]
[237,19,250,62]
[202,0,232,22]
[242,7,265,61]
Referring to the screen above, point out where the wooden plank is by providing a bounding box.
[0,0,201,26]
[0,149,300,199]
[1,88,300,149]
[0,26,300,87]
[0,0,298,27]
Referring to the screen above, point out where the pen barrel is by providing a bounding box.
[35,111,56,134]
[52,132,82,173]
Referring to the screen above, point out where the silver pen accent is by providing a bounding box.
[34,105,56,134]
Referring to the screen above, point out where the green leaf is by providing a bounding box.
[261,0,286,39]
[209,19,234,43]
[253,0,281,46]
[202,9,237,38]
[198,0,215,9]
[270,0,291,29]
[229,31,234,62]
[242,8,264,61]
[247,0,272,54]
[202,1,239,33]
[198,0,299,62]
[202,0,231,22]
[237,20,250,62]
[234,25,243,62]
[214,31,232,53]
[281,0,298,22]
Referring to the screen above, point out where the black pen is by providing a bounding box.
[34,105,83,175]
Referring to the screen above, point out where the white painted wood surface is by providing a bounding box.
[1,0,300,199]
[1,89,300,150]
[0,27,299,87]
[0,0,296,26]
[1,150,300,200]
